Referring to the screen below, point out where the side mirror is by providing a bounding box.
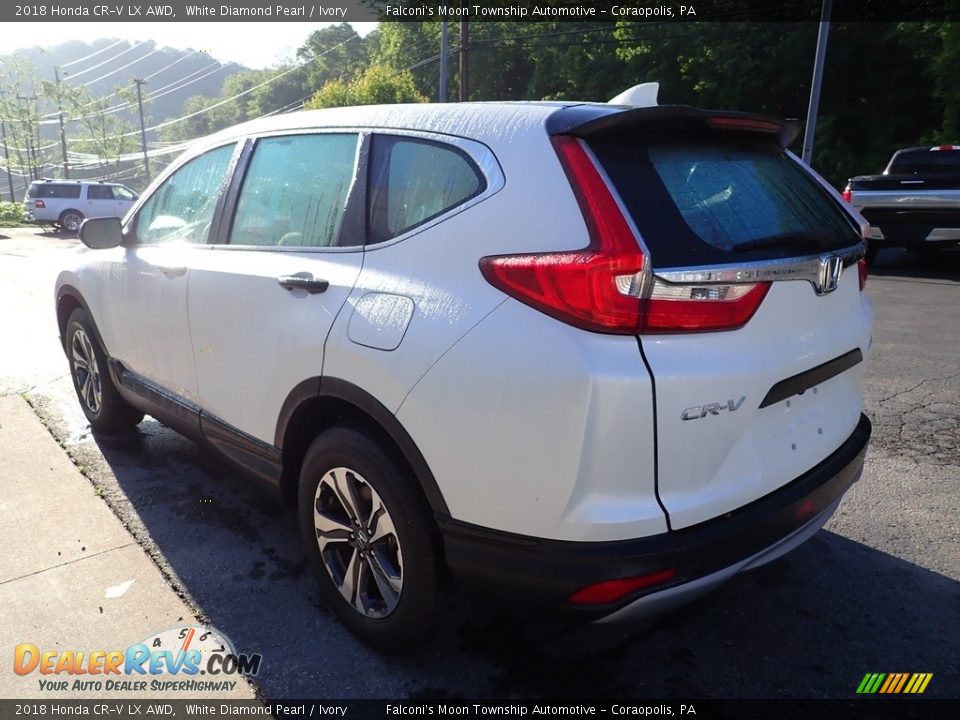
[79,217,123,249]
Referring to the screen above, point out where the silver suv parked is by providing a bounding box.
[24,179,138,232]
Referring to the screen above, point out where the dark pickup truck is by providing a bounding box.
[843,145,960,261]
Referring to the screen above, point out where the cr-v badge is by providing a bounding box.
[682,396,746,421]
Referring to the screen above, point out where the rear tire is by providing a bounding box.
[297,427,442,652]
[65,308,143,434]
[58,210,84,233]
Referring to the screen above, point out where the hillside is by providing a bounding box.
[5,39,244,125]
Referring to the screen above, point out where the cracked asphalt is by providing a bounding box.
[2,228,957,700]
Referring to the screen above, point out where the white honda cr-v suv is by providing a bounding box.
[56,85,873,651]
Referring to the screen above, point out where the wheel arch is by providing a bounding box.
[277,376,449,519]
[56,285,103,352]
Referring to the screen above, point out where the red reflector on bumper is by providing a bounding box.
[567,569,676,605]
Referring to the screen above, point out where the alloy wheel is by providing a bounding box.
[313,467,404,618]
[71,327,102,414]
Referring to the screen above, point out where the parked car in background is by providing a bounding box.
[24,179,139,232]
[843,145,960,261]
[55,86,873,651]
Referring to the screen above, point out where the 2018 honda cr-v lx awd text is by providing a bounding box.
[56,84,873,651]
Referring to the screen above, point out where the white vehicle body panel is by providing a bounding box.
[187,247,363,443]
[97,244,199,402]
[641,270,872,529]
[397,299,663,543]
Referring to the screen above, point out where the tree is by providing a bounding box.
[297,23,369,89]
[305,65,427,109]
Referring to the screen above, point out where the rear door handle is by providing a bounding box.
[157,265,187,277]
[278,273,329,294]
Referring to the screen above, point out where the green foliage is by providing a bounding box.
[305,65,427,109]
[0,201,24,224]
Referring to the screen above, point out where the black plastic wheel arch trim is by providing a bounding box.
[274,375,450,517]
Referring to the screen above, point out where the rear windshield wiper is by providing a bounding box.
[732,231,834,253]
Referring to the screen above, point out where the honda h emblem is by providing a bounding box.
[816,255,843,295]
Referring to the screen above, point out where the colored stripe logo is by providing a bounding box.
[857,672,933,694]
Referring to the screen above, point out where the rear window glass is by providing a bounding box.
[887,150,960,175]
[367,135,484,245]
[591,139,860,267]
[28,183,81,199]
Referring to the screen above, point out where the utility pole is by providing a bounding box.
[439,21,449,102]
[459,20,469,102]
[133,78,150,184]
[54,66,69,179]
[802,0,832,165]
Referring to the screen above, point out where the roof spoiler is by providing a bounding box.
[547,104,800,149]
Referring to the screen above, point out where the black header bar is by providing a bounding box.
[5,1,960,23]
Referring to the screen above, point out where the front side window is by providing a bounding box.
[367,135,485,245]
[133,144,235,245]
[229,133,359,248]
[113,186,137,201]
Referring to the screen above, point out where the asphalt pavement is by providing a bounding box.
[1,227,957,700]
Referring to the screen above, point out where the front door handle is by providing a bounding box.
[157,264,186,277]
[278,273,329,294]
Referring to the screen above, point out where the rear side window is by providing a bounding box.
[590,138,860,267]
[887,149,960,175]
[86,185,114,200]
[367,135,484,245]
[229,133,359,248]
[28,183,81,199]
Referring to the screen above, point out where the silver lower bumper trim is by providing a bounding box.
[595,496,845,624]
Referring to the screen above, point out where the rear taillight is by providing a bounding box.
[34,199,45,208]
[479,136,769,335]
[841,186,852,203]
[858,258,868,291]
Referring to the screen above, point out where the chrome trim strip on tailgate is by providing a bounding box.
[653,241,866,295]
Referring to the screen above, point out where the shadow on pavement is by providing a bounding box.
[39,408,958,700]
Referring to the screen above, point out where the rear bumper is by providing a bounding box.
[440,413,871,618]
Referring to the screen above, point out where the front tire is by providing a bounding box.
[297,427,442,652]
[65,308,143,433]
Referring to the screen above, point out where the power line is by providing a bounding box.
[113,34,360,139]
[59,39,126,69]
[62,41,147,81]
[75,48,162,89]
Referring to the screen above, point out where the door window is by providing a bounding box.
[113,186,138,201]
[133,144,235,245]
[228,133,359,248]
[367,135,484,244]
